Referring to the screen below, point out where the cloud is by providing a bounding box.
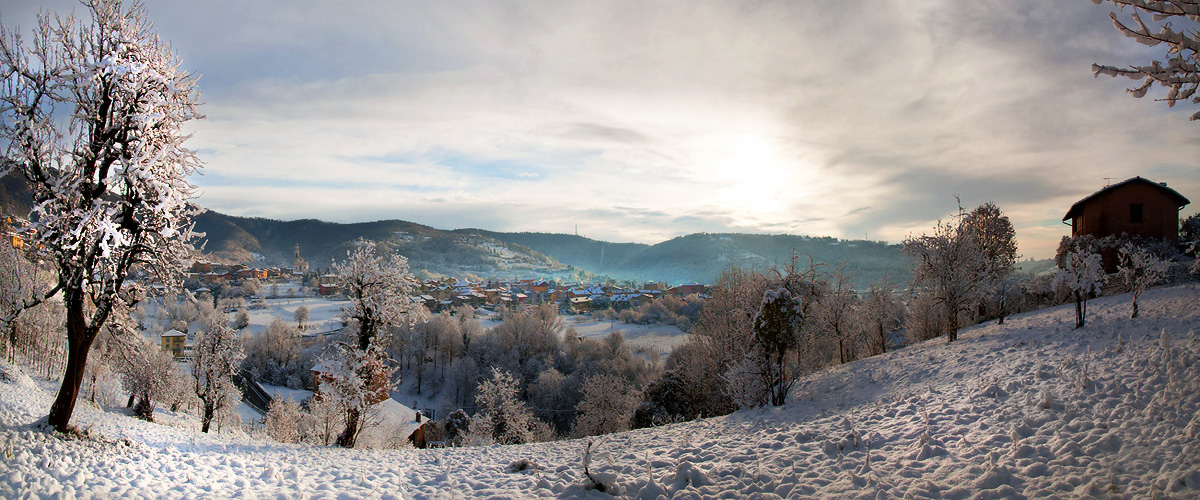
[6,0,1196,259]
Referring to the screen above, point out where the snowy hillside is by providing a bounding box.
[3,285,1199,499]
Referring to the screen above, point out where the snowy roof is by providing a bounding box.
[161,329,186,337]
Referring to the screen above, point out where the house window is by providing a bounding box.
[1130,203,1143,223]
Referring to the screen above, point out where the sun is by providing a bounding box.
[716,134,793,217]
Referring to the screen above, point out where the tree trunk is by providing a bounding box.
[997,295,1006,325]
[47,290,97,433]
[201,401,215,433]
[1131,298,1139,319]
[1080,290,1089,328]
[947,311,959,342]
[337,408,361,448]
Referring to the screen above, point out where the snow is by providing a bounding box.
[3,285,1200,498]
[480,314,690,355]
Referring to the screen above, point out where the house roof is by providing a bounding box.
[161,329,186,337]
[1063,176,1190,221]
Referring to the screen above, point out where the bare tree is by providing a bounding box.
[816,264,861,364]
[1091,0,1200,120]
[862,279,902,355]
[0,0,203,433]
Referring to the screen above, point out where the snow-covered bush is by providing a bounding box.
[723,355,770,410]
[301,395,342,446]
[118,340,183,422]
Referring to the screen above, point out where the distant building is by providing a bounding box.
[669,283,707,296]
[292,243,310,274]
[1063,176,1190,243]
[160,329,187,357]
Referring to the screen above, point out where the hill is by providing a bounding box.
[198,211,911,286]
[2,285,1198,498]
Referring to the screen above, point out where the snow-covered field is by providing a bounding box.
[241,291,346,336]
[480,314,690,356]
[3,285,1200,499]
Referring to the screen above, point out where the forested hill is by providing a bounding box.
[192,209,912,285]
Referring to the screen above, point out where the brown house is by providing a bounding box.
[1063,177,1190,243]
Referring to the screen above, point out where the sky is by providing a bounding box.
[3,0,1199,259]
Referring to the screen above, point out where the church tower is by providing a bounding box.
[292,243,309,274]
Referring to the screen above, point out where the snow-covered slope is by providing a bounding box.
[2,285,1199,499]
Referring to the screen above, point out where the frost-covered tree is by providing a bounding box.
[318,343,395,448]
[117,339,180,422]
[572,373,639,438]
[242,318,301,386]
[528,367,571,433]
[263,396,302,444]
[233,308,250,330]
[0,245,55,363]
[293,305,310,330]
[0,0,203,433]
[1054,237,1107,329]
[1117,242,1170,318]
[472,367,541,445]
[335,240,421,351]
[192,317,244,433]
[1090,0,1200,120]
[962,202,1019,324]
[302,395,342,446]
[0,245,48,345]
[330,240,419,447]
[903,207,986,342]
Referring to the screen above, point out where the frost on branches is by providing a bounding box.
[334,239,422,350]
[329,239,420,448]
[468,367,544,445]
[1090,0,1200,120]
[1054,237,1107,329]
[902,208,987,342]
[0,0,203,432]
[1117,242,1170,319]
[192,317,244,433]
[317,342,396,448]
